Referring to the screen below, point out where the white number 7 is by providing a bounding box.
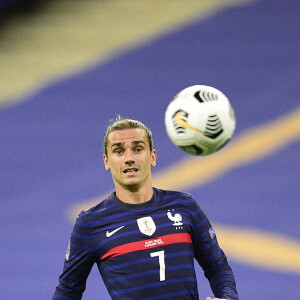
[150,250,165,281]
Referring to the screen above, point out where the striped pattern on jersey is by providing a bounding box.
[53,188,238,300]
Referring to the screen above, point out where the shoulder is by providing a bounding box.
[154,187,196,204]
[75,195,115,227]
[155,188,202,211]
[154,187,191,197]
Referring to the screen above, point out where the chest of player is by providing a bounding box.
[98,208,194,262]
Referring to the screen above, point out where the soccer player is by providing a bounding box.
[53,117,238,300]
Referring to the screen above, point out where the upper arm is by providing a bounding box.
[53,221,97,299]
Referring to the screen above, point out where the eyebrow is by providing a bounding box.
[110,140,146,149]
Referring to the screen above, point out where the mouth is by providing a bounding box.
[123,168,139,174]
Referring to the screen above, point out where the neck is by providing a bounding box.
[115,181,153,204]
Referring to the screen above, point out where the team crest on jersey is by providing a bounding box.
[167,209,183,230]
[137,216,156,236]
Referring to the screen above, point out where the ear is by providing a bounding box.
[103,154,110,171]
[151,149,157,167]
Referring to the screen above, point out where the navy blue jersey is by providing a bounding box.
[53,188,238,299]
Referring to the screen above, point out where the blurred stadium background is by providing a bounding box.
[1,0,299,299]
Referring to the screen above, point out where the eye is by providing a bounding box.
[135,147,144,153]
[113,148,124,155]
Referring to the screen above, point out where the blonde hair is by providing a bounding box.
[103,116,153,156]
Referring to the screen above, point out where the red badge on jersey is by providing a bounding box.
[209,227,216,239]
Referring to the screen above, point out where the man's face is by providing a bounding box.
[103,128,156,191]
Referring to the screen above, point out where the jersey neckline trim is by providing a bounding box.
[111,188,157,211]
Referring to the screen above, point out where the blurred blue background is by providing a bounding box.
[0,0,299,299]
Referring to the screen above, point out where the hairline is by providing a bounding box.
[103,118,153,156]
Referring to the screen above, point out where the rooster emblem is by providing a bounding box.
[167,209,183,229]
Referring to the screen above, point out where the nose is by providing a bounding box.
[124,149,135,165]
[125,159,135,166]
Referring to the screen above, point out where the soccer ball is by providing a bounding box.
[164,85,236,156]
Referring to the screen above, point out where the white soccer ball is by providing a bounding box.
[164,85,236,156]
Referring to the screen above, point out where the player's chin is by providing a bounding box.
[123,180,142,192]
[122,176,138,186]
[125,178,141,186]
[122,174,140,184]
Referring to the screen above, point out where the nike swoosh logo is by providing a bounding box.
[174,111,203,133]
[106,226,125,237]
